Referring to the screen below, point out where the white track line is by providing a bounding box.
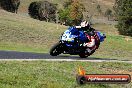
[0,59,132,63]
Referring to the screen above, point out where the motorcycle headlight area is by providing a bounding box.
[61,31,77,42]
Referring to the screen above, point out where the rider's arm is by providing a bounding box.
[75,26,81,29]
[89,27,95,32]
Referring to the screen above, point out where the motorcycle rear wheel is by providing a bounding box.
[79,53,89,58]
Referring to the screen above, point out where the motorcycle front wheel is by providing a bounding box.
[50,42,63,56]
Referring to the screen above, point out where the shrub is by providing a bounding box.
[0,0,20,13]
[114,0,132,36]
[28,1,57,22]
[105,9,112,20]
[96,4,102,15]
[28,1,40,19]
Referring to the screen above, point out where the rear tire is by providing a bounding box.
[50,42,62,56]
[79,53,89,58]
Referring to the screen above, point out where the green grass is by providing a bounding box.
[0,61,131,88]
[93,23,119,36]
[91,24,132,60]
[0,10,67,53]
[91,34,132,60]
[0,10,132,60]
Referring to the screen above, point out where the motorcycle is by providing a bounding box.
[50,28,106,58]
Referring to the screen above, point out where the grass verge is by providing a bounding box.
[0,61,131,88]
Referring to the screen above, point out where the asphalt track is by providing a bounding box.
[0,51,131,63]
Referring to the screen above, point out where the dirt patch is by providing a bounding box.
[97,0,114,6]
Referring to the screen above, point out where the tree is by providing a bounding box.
[96,4,102,15]
[114,0,132,36]
[59,7,71,25]
[63,0,72,8]
[0,0,20,13]
[105,8,112,20]
[28,1,57,22]
[69,0,84,25]
[28,2,40,19]
[39,1,57,22]
[59,0,85,26]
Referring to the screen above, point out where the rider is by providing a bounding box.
[75,21,96,48]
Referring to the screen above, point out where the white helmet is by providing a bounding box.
[80,21,89,27]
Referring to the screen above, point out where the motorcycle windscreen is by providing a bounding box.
[61,27,78,42]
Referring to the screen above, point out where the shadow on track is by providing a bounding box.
[0,51,119,61]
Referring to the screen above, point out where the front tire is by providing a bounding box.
[50,42,62,56]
